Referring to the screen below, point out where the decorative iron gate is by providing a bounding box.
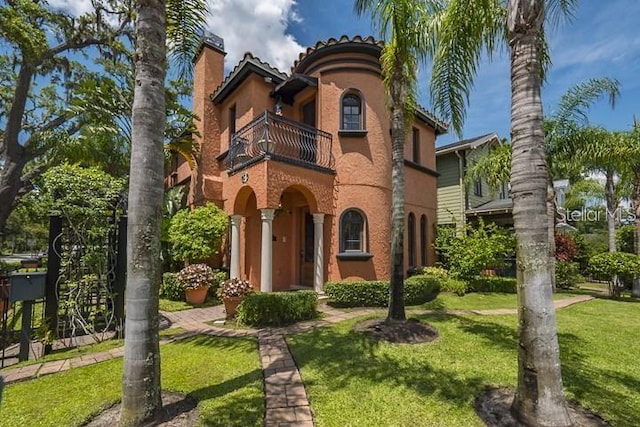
[0,205,127,367]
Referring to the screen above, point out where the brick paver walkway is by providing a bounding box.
[0,293,595,426]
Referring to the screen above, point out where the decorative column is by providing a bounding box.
[229,215,242,279]
[260,209,275,292]
[313,213,325,293]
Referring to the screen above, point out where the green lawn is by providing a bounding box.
[412,290,581,311]
[159,297,221,312]
[2,335,263,427]
[288,298,639,427]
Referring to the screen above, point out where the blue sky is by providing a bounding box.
[33,0,640,146]
[283,0,640,145]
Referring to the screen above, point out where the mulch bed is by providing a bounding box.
[475,388,610,427]
[353,318,439,344]
[84,391,199,427]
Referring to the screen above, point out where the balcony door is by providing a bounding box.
[300,99,317,163]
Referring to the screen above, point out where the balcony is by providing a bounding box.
[224,111,334,173]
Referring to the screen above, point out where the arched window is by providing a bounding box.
[408,213,416,268]
[340,209,366,252]
[341,92,363,130]
[420,215,428,266]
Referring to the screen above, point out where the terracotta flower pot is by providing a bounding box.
[185,286,208,305]
[223,296,243,319]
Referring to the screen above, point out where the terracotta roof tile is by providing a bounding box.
[291,34,383,73]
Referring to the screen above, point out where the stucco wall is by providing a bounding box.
[194,40,441,287]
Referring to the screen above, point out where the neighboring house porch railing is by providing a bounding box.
[224,110,334,172]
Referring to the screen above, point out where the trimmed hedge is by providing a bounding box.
[468,276,518,293]
[324,275,440,307]
[160,272,183,301]
[324,280,389,307]
[404,275,441,304]
[437,277,469,296]
[236,290,318,327]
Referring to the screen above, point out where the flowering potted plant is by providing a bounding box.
[217,278,253,318]
[176,264,217,305]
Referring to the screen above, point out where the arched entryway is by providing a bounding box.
[229,183,327,292]
[274,186,320,290]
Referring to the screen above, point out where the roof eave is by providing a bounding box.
[211,61,286,105]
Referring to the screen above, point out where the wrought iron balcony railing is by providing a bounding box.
[224,111,334,172]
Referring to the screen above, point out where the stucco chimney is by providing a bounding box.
[190,32,226,207]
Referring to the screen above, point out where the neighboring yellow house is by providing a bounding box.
[436,133,512,228]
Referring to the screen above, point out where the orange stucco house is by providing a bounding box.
[171,33,447,293]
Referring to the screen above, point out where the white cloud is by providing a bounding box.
[205,0,303,73]
[46,0,305,74]
[48,0,93,17]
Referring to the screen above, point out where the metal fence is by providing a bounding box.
[0,209,126,367]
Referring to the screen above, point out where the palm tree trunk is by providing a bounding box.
[120,1,166,425]
[632,172,640,297]
[605,169,617,253]
[547,177,557,290]
[387,69,407,322]
[507,1,572,425]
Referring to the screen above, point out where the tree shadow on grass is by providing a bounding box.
[171,333,259,353]
[189,373,263,427]
[434,313,635,426]
[287,315,486,409]
[163,335,264,427]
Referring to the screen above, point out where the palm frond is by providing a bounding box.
[550,77,620,128]
[464,143,511,192]
[166,0,210,79]
[165,131,199,170]
[429,0,505,136]
[356,0,443,124]
[545,0,578,30]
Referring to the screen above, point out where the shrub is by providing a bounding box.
[588,252,640,297]
[555,261,582,289]
[324,281,389,307]
[0,261,21,275]
[555,233,578,261]
[403,275,441,304]
[324,277,440,307]
[617,225,635,253]
[168,203,228,263]
[176,264,217,291]
[438,278,469,296]
[418,266,451,280]
[207,270,228,301]
[435,220,515,280]
[236,291,318,326]
[468,276,518,293]
[160,272,183,301]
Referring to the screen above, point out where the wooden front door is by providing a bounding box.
[299,208,314,287]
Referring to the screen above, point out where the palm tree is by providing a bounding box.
[121,0,207,425]
[467,78,619,290]
[120,2,167,424]
[625,121,640,297]
[354,0,440,322]
[429,1,576,424]
[564,127,628,252]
